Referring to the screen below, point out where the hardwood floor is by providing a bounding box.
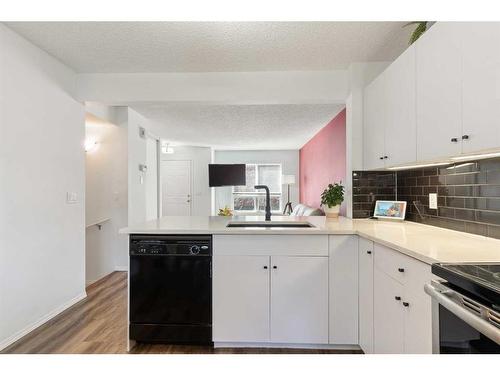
[2,271,361,354]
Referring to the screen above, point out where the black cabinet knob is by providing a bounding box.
[462,134,470,140]
[395,296,401,301]
[367,250,372,254]
[273,265,277,269]
[383,156,388,159]
[403,302,410,307]
[379,156,384,160]
[451,137,458,143]
[398,268,405,273]
[263,266,268,269]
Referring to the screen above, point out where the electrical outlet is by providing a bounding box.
[429,193,438,209]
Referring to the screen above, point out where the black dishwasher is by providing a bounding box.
[129,235,212,344]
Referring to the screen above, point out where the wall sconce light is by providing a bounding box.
[162,143,175,154]
[84,138,98,153]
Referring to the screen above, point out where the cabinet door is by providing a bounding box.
[402,257,433,353]
[212,255,270,342]
[363,74,387,170]
[416,23,463,160]
[373,268,405,354]
[329,235,359,345]
[358,238,374,353]
[385,45,417,167]
[462,22,500,154]
[270,256,328,344]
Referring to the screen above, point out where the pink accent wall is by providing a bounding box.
[299,108,346,210]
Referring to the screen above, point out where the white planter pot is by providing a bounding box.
[323,204,341,218]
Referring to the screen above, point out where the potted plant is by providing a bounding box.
[321,182,344,218]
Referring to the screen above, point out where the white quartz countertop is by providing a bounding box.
[120,216,500,265]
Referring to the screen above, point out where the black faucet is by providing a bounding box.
[254,185,271,221]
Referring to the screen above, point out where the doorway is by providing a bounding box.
[161,160,192,216]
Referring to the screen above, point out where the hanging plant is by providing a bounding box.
[404,21,431,45]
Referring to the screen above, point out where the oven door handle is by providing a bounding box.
[424,283,500,345]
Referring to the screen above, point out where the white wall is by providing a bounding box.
[0,24,86,349]
[214,150,299,213]
[161,146,212,216]
[85,113,128,284]
[127,108,153,226]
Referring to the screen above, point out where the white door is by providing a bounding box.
[363,73,387,170]
[145,137,159,221]
[416,23,463,160]
[461,22,500,154]
[270,256,328,344]
[373,267,405,354]
[385,45,417,167]
[212,255,270,343]
[358,238,374,354]
[161,160,192,216]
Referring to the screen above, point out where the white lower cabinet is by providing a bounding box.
[270,256,328,344]
[212,255,270,342]
[329,235,359,345]
[373,243,433,354]
[358,237,374,353]
[373,267,405,353]
[212,235,330,345]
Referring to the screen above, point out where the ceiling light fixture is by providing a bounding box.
[387,161,451,171]
[162,143,174,154]
[451,151,500,161]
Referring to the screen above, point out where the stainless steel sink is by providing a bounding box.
[226,221,314,228]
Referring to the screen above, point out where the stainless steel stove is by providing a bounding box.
[425,263,500,354]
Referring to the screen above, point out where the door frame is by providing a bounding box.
[160,159,193,216]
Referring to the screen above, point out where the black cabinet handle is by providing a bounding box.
[398,268,405,273]
[403,302,410,307]
[451,137,458,143]
[263,266,268,269]
[395,296,401,301]
[379,156,384,160]
[273,265,277,269]
[383,156,388,159]
[462,134,469,140]
[367,250,372,254]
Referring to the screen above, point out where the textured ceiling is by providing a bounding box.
[133,103,344,149]
[5,22,412,73]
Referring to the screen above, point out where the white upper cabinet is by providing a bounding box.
[363,74,387,170]
[461,22,500,154]
[384,45,417,166]
[416,22,463,160]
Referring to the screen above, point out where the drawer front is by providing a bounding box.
[213,235,328,256]
[374,243,408,284]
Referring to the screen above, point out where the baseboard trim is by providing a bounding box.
[0,291,87,352]
[213,342,360,350]
[115,266,128,272]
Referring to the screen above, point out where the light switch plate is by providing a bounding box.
[429,193,438,209]
[66,192,78,204]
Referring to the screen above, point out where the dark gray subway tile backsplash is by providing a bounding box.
[352,157,500,240]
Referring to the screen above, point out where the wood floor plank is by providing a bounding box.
[1,271,361,354]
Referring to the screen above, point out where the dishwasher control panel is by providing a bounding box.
[129,235,212,256]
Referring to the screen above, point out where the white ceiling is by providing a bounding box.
[5,22,412,73]
[134,103,344,150]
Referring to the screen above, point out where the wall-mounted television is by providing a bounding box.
[208,164,246,187]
